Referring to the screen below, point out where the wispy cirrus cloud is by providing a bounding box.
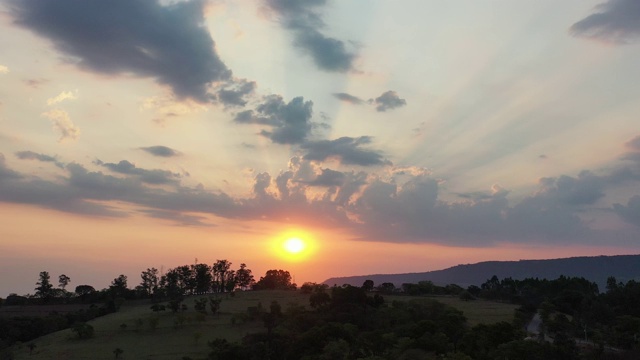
[41,109,80,142]
[47,90,77,106]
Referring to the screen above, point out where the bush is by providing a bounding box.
[71,323,94,339]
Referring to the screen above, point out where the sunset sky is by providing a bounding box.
[2,0,640,297]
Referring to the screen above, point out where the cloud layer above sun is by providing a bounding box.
[1,0,640,253]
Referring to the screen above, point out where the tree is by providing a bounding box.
[113,348,123,359]
[235,263,255,290]
[255,269,294,290]
[140,268,159,297]
[362,279,374,291]
[193,263,213,294]
[58,274,70,290]
[35,271,54,300]
[212,260,232,292]
[74,285,95,296]
[110,275,128,298]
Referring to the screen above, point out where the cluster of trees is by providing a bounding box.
[1,260,257,307]
[207,283,589,359]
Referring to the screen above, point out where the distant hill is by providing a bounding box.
[323,255,640,291]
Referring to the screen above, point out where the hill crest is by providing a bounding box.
[323,254,640,290]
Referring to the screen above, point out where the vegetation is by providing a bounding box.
[2,263,640,359]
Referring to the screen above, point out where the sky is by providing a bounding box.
[2,0,640,297]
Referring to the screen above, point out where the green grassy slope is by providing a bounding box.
[9,291,516,359]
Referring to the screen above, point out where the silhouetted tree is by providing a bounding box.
[255,269,295,290]
[139,268,159,297]
[34,271,53,300]
[58,274,70,290]
[113,348,123,359]
[362,279,374,291]
[192,263,212,294]
[108,275,129,300]
[235,263,255,290]
[212,260,232,292]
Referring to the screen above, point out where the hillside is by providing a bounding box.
[323,254,640,290]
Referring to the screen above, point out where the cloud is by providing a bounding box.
[8,0,231,102]
[95,159,182,185]
[0,154,23,180]
[23,78,49,88]
[625,135,640,151]
[235,95,314,144]
[302,136,391,166]
[333,92,364,105]
[139,209,213,227]
[374,90,407,112]
[15,150,64,168]
[613,195,640,227]
[46,90,77,106]
[570,0,640,44]
[139,145,180,158]
[0,65,8,74]
[306,168,346,187]
[216,80,256,107]
[41,109,80,142]
[264,0,356,72]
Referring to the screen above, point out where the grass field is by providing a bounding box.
[9,291,517,359]
[387,295,519,326]
[10,291,309,360]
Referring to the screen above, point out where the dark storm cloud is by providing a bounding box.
[264,0,356,72]
[235,95,314,144]
[570,0,640,44]
[374,91,407,112]
[8,0,231,102]
[15,150,64,168]
[216,80,256,107]
[96,159,181,185]
[537,171,606,206]
[302,136,390,166]
[333,92,364,105]
[139,146,179,158]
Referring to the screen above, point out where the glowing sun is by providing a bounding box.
[283,237,306,254]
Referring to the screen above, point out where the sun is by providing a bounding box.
[283,237,305,254]
[271,229,316,262]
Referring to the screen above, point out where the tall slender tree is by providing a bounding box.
[35,271,53,299]
[212,260,232,292]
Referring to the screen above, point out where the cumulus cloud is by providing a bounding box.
[139,145,180,158]
[216,80,256,107]
[264,0,356,72]
[333,92,364,105]
[8,0,231,102]
[46,90,77,106]
[374,90,407,112]
[234,95,314,144]
[570,0,640,44]
[95,159,182,185]
[41,109,80,142]
[0,65,8,74]
[302,136,390,166]
[306,168,346,187]
[15,150,64,168]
